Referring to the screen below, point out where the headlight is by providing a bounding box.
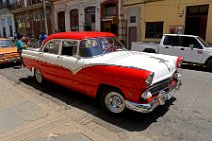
[141,91,152,99]
[145,72,154,86]
[0,54,4,57]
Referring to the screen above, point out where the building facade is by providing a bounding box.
[124,0,212,48]
[9,0,52,38]
[52,0,126,44]
[0,0,16,38]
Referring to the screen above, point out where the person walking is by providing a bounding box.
[39,32,47,46]
[16,33,26,65]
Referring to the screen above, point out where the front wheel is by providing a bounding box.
[100,88,126,114]
[34,68,43,84]
[207,59,212,72]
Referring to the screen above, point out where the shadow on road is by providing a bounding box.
[181,64,210,73]
[19,76,176,132]
[0,62,21,69]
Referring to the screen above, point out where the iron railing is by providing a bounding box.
[0,2,9,9]
[8,0,42,10]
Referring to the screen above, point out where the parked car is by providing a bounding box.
[131,34,212,72]
[0,38,20,65]
[22,32,182,114]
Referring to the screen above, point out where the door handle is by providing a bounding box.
[57,56,63,59]
[38,52,43,55]
[180,48,184,50]
[165,46,169,49]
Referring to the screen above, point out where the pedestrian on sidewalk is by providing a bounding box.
[15,33,26,65]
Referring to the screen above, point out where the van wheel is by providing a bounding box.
[34,68,43,84]
[143,49,156,53]
[207,59,212,72]
[100,88,126,114]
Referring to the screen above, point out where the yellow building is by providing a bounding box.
[124,0,212,48]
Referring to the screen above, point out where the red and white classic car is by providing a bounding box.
[22,32,182,114]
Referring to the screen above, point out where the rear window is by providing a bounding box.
[0,40,15,48]
[163,36,180,46]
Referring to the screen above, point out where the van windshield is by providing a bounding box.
[197,37,211,47]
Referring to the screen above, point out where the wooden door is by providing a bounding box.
[128,27,137,49]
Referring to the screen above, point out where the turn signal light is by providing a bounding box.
[176,57,183,68]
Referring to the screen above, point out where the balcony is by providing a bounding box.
[8,0,43,11]
[8,0,50,13]
[27,0,43,6]
[0,2,9,9]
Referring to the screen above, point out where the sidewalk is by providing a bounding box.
[0,74,108,141]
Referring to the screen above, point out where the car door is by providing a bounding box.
[179,36,203,63]
[38,40,62,82]
[160,35,181,56]
[58,39,85,92]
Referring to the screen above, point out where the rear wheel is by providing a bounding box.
[207,59,212,72]
[34,68,43,84]
[100,88,126,114]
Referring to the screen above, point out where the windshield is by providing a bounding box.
[79,37,126,57]
[197,37,211,47]
[0,40,15,48]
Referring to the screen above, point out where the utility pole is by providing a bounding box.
[43,0,48,35]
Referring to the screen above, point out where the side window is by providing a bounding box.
[182,37,202,49]
[43,40,60,54]
[163,36,180,46]
[61,40,78,56]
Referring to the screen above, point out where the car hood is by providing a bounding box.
[205,47,212,50]
[85,51,177,84]
[0,47,17,54]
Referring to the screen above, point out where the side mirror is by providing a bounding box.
[189,44,194,50]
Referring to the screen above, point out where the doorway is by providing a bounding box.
[128,26,137,49]
[185,5,208,40]
[58,11,65,32]
[101,21,118,36]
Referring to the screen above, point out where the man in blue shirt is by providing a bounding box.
[39,32,47,46]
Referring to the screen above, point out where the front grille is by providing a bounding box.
[149,77,173,94]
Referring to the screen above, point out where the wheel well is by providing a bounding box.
[143,48,156,53]
[96,84,124,101]
[205,57,212,65]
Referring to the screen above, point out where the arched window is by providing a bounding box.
[70,9,79,31]
[58,11,65,32]
[84,6,95,31]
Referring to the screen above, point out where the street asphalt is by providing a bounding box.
[0,63,212,141]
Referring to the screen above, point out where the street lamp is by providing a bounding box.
[43,0,48,35]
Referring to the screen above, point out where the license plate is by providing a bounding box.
[152,100,159,109]
[159,96,165,105]
[166,89,176,100]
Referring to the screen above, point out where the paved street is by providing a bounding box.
[0,63,212,141]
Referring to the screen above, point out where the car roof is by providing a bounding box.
[46,32,116,41]
[164,34,199,38]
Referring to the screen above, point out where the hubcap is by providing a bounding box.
[35,69,42,83]
[105,92,125,113]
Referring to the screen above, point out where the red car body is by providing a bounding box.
[22,32,182,114]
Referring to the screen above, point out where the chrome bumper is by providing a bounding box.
[126,74,182,113]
